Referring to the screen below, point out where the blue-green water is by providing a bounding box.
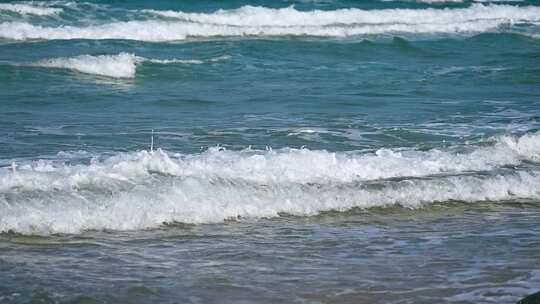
[1,0,540,303]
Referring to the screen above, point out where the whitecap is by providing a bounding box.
[33,53,230,78]
[1,132,540,234]
[1,4,539,41]
[0,3,62,16]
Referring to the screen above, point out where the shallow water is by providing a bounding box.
[2,204,540,303]
[0,0,539,303]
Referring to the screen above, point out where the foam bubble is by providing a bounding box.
[33,53,230,78]
[0,3,62,16]
[1,4,539,41]
[1,133,540,234]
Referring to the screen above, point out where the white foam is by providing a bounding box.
[146,55,231,65]
[1,164,539,235]
[144,4,539,27]
[0,3,62,16]
[1,133,540,234]
[36,52,140,78]
[33,53,230,78]
[2,132,540,192]
[1,4,539,41]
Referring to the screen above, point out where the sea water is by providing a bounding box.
[0,0,539,303]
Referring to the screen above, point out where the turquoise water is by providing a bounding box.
[1,0,540,303]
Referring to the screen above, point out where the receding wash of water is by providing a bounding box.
[1,0,539,303]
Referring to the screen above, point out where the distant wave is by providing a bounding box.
[33,53,231,78]
[0,4,539,41]
[382,0,524,3]
[0,3,62,16]
[383,0,465,3]
[1,132,539,234]
[143,4,539,27]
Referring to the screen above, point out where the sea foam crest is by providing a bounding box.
[1,133,540,234]
[34,53,230,78]
[144,4,539,27]
[2,169,539,235]
[2,132,539,192]
[0,3,62,16]
[1,4,539,41]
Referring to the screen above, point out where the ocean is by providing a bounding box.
[1,0,540,303]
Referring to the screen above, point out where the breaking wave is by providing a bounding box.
[382,0,525,3]
[0,3,62,16]
[0,4,539,41]
[1,132,539,235]
[144,3,539,27]
[33,53,230,78]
